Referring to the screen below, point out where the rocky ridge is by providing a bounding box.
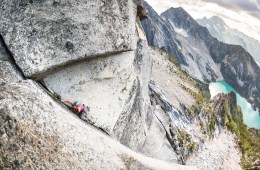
[196,16,260,65]
[149,47,249,167]
[142,2,260,110]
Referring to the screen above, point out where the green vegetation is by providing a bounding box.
[201,89,211,100]
[152,46,164,55]
[223,99,230,127]
[223,102,260,169]
[164,50,212,104]
[157,47,259,169]
[237,123,259,168]
[188,141,197,152]
[175,70,197,88]
[199,121,205,132]
[168,54,180,67]
[209,117,215,135]
[152,46,180,69]
[225,100,230,115]
[195,79,211,100]
[50,92,61,100]
[204,105,212,115]
[177,129,197,155]
[180,84,204,105]
[186,105,200,118]
[235,117,259,168]
[178,129,188,140]
[226,119,237,134]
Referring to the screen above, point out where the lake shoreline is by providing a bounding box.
[209,81,260,129]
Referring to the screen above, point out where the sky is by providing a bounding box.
[146,0,260,42]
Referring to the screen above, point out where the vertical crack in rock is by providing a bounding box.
[149,82,196,165]
[0,35,25,79]
[112,78,146,151]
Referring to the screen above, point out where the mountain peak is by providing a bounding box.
[210,16,224,21]
[163,6,190,18]
[210,16,226,26]
[161,6,201,31]
[197,16,227,28]
[169,6,185,12]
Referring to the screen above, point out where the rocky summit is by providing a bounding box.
[0,0,259,170]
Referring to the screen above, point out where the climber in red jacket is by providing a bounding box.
[61,99,90,115]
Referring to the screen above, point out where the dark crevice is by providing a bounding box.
[30,49,134,80]
[1,35,134,81]
[0,34,26,79]
[36,80,110,136]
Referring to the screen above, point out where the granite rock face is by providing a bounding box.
[0,36,23,85]
[0,0,180,168]
[0,80,195,170]
[43,21,153,151]
[0,0,251,169]
[0,8,195,166]
[0,0,137,78]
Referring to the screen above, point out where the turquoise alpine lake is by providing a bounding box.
[209,81,260,129]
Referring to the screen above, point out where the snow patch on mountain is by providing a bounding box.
[168,20,188,38]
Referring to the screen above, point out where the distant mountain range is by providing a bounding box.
[196,16,260,66]
[141,2,260,109]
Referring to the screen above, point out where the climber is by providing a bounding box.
[61,99,90,115]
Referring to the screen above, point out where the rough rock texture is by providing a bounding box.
[211,92,241,127]
[0,36,23,85]
[142,2,223,83]
[145,48,244,169]
[0,0,252,169]
[142,2,260,110]
[43,21,152,151]
[141,2,186,65]
[0,61,22,85]
[140,107,178,163]
[0,80,195,170]
[149,47,197,110]
[0,0,137,78]
[187,132,242,170]
[142,49,204,164]
[0,1,198,168]
[186,92,243,170]
[44,51,139,130]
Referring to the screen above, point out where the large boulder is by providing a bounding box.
[0,0,137,78]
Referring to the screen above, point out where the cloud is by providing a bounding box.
[148,0,260,20]
[145,0,260,42]
[201,0,260,18]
